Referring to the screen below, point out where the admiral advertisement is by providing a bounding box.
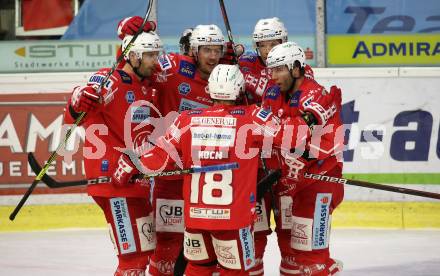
[326,0,440,66]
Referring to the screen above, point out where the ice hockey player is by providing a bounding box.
[263,42,344,275]
[235,17,316,275]
[63,31,163,276]
[148,24,232,275]
[179,28,193,56]
[116,17,230,274]
[111,64,312,275]
[239,17,314,105]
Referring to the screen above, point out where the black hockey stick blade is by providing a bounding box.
[257,169,282,201]
[27,153,87,188]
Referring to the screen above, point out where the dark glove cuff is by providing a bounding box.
[69,104,82,120]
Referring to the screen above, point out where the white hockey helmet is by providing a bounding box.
[122,31,163,60]
[208,64,244,101]
[190,24,226,55]
[266,42,306,70]
[253,17,288,45]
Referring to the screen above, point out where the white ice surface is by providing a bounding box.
[1,229,440,275]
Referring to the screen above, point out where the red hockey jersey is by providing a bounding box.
[64,68,158,198]
[141,104,310,230]
[261,78,344,189]
[152,53,213,116]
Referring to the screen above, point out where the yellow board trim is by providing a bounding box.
[1,202,440,232]
[328,34,440,65]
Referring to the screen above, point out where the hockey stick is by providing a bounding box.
[218,0,251,107]
[257,169,282,202]
[9,0,155,221]
[27,152,239,188]
[305,173,440,200]
[219,0,238,63]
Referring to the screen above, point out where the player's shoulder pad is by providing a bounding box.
[116,69,132,84]
[263,85,281,100]
[239,53,258,63]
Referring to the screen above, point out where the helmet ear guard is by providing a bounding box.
[208,64,244,101]
[266,42,306,71]
[122,31,163,60]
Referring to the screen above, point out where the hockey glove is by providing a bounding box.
[112,154,140,188]
[117,16,156,39]
[220,42,244,64]
[71,86,100,113]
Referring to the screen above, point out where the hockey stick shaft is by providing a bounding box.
[219,0,237,62]
[9,112,85,220]
[28,152,238,188]
[305,173,440,200]
[218,0,250,106]
[9,1,155,221]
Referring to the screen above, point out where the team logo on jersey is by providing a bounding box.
[117,70,132,84]
[158,54,172,70]
[289,90,302,107]
[125,91,135,104]
[101,159,109,172]
[178,60,196,79]
[264,86,280,100]
[256,108,271,122]
[229,109,245,115]
[178,82,191,95]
